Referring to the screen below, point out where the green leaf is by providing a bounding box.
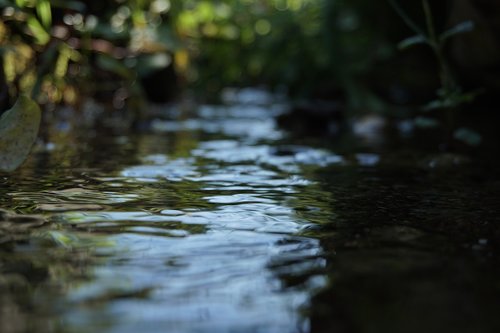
[414,116,439,128]
[27,16,51,45]
[36,0,52,29]
[0,95,42,172]
[398,34,428,50]
[454,127,482,146]
[424,89,481,111]
[423,99,448,111]
[440,21,474,42]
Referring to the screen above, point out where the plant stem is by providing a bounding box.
[422,0,456,96]
[422,0,437,44]
[388,0,425,36]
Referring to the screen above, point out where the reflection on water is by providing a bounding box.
[2,88,500,333]
[0,89,338,333]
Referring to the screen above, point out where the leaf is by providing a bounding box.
[454,127,482,146]
[423,99,448,111]
[423,89,481,111]
[0,95,42,172]
[440,21,474,42]
[423,96,461,111]
[36,0,52,29]
[27,16,51,45]
[398,34,428,50]
[414,116,439,128]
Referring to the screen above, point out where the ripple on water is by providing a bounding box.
[9,188,139,212]
[120,157,199,182]
[203,193,275,204]
[58,199,305,234]
[193,140,343,172]
[65,230,324,333]
[3,93,341,333]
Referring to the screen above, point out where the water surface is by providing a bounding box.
[1,88,500,333]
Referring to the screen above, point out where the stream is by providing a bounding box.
[1,88,500,333]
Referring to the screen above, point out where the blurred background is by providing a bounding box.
[1,0,500,145]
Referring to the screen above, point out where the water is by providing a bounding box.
[1,88,500,333]
[1,89,334,333]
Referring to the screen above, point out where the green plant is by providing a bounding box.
[168,0,323,96]
[389,0,481,146]
[0,94,41,172]
[0,0,178,107]
[0,0,182,170]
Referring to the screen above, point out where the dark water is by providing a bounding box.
[1,89,500,333]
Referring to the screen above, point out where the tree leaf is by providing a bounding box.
[414,116,440,128]
[27,16,51,45]
[423,99,448,111]
[0,95,42,172]
[398,35,428,50]
[440,21,474,42]
[454,127,482,146]
[36,0,52,29]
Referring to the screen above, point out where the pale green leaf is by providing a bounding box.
[440,21,474,42]
[0,95,42,172]
[414,116,439,128]
[423,98,456,111]
[27,16,51,45]
[36,0,52,29]
[454,127,482,146]
[398,34,428,50]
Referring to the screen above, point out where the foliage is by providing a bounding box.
[168,0,323,95]
[0,0,175,109]
[0,0,492,154]
[0,94,40,172]
[389,0,482,146]
[1,0,331,106]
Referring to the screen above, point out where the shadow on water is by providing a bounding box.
[1,88,500,332]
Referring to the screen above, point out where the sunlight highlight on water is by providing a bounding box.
[1,88,343,332]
